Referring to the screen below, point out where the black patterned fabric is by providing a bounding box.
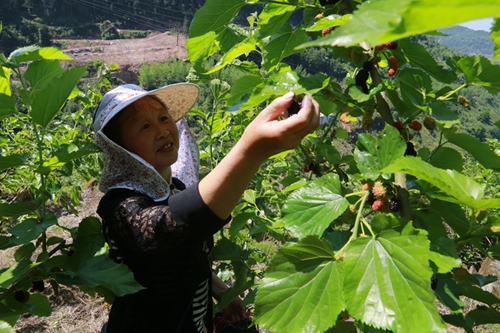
[97,179,230,333]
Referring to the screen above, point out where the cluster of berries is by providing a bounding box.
[13,280,45,304]
[303,160,324,177]
[362,181,401,212]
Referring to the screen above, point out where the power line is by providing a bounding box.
[104,0,193,17]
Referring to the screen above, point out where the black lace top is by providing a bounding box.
[97,179,230,333]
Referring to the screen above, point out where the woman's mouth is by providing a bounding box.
[158,143,173,151]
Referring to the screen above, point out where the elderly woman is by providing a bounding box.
[93,83,319,333]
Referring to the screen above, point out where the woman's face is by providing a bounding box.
[117,97,179,180]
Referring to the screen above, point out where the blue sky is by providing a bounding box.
[459,18,494,31]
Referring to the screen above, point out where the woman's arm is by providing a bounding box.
[199,93,320,219]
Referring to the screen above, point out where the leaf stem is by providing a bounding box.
[437,83,467,101]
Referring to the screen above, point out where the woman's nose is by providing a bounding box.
[155,124,169,140]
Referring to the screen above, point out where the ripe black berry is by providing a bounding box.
[431,276,438,290]
[389,198,401,212]
[287,96,301,116]
[14,290,30,303]
[30,280,45,293]
[404,142,417,157]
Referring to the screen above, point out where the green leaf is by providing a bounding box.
[343,228,446,333]
[354,124,406,179]
[0,202,33,218]
[25,59,64,99]
[298,0,500,49]
[398,68,433,106]
[448,55,500,93]
[492,19,500,63]
[430,200,470,237]
[254,237,344,333]
[0,260,31,288]
[187,0,247,63]
[41,143,101,171]
[30,66,86,128]
[0,94,16,120]
[8,46,72,64]
[466,306,500,325]
[428,147,463,172]
[205,39,256,74]
[14,243,36,262]
[383,157,500,210]
[78,255,144,296]
[258,2,295,37]
[444,132,500,171]
[0,321,16,333]
[429,100,460,127]
[429,237,461,273]
[433,274,464,312]
[283,174,350,238]
[305,14,351,32]
[69,217,105,270]
[0,153,28,172]
[263,24,309,72]
[8,214,57,245]
[0,65,11,95]
[400,39,457,84]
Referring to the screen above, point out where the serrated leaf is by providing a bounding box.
[448,55,500,93]
[466,306,500,325]
[400,39,457,84]
[8,215,57,245]
[258,2,295,37]
[254,237,344,333]
[227,75,262,106]
[492,19,500,63]
[297,0,500,49]
[25,59,64,98]
[205,39,255,74]
[428,146,463,172]
[0,153,28,172]
[8,46,71,64]
[30,66,86,128]
[444,132,500,171]
[283,174,349,238]
[0,202,34,218]
[69,217,105,270]
[384,157,500,210]
[78,255,144,296]
[354,124,406,179]
[0,94,16,120]
[433,274,464,312]
[429,237,461,273]
[263,24,309,72]
[343,228,446,333]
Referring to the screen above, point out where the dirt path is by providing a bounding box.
[61,31,188,71]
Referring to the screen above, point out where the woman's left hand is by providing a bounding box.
[222,297,246,324]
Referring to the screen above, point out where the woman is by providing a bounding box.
[93,83,319,332]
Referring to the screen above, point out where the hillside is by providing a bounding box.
[435,25,496,59]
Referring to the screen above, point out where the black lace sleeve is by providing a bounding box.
[97,183,230,256]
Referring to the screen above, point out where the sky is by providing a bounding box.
[459,18,494,31]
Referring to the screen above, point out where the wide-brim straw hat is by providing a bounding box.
[93,83,200,133]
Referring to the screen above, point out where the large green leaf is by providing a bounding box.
[444,132,500,171]
[466,306,500,326]
[39,142,101,173]
[227,75,262,106]
[0,65,11,95]
[0,202,34,218]
[428,147,463,172]
[492,19,500,63]
[187,0,247,63]
[383,157,500,210]
[283,174,349,238]
[0,94,16,120]
[263,24,309,71]
[25,59,64,99]
[254,237,344,333]
[298,0,500,49]
[8,46,72,64]
[205,39,256,74]
[448,55,500,93]
[354,124,406,179]
[8,214,58,245]
[30,66,86,128]
[258,1,295,37]
[398,68,433,106]
[77,255,144,296]
[68,217,105,271]
[343,226,446,333]
[400,39,457,84]
[0,260,31,288]
[0,153,28,171]
[430,200,470,237]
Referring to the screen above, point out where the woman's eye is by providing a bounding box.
[161,116,170,122]
[141,123,150,130]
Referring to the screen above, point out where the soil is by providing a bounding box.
[61,31,188,84]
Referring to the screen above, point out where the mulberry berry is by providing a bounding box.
[391,121,403,130]
[287,96,301,116]
[404,142,417,157]
[371,199,387,212]
[423,117,436,130]
[322,27,334,35]
[389,198,401,212]
[372,181,386,199]
[14,290,30,303]
[409,120,422,131]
